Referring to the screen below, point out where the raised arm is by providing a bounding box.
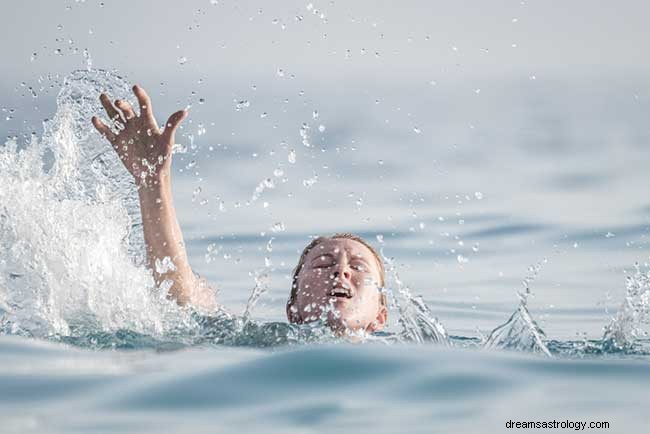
[92,85,216,311]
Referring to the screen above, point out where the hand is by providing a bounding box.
[91,85,187,186]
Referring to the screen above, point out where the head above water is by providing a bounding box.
[287,233,387,334]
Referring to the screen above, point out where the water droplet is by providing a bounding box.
[300,123,311,147]
[318,124,326,133]
[155,256,177,273]
[178,56,188,65]
[288,149,296,164]
[302,176,318,188]
[191,186,202,202]
[376,234,384,243]
[605,232,616,238]
[271,222,285,233]
[312,110,319,119]
[273,168,284,177]
[57,24,64,31]
[378,160,384,166]
[276,68,285,77]
[457,254,469,264]
[172,143,188,154]
[413,126,421,134]
[474,191,483,200]
[260,112,268,118]
[235,100,250,111]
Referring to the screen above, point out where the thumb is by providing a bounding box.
[161,110,187,143]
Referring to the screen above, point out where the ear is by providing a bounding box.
[367,305,388,332]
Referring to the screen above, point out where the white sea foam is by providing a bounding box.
[0,70,188,338]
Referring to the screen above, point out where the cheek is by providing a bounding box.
[354,272,379,288]
[296,272,328,301]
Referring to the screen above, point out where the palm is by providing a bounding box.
[92,85,187,185]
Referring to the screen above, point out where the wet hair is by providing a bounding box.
[286,233,387,323]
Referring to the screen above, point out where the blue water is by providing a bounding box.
[2,67,650,433]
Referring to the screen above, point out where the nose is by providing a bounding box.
[333,266,351,281]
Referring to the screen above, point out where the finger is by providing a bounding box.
[91,116,117,143]
[115,99,136,121]
[99,93,122,123]
[132,85,154,121]
[161,110,188,143]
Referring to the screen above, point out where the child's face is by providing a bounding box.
[293,238,387,334]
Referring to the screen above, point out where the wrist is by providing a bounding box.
[137,172,171,198]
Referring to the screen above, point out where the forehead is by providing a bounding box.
[305,238,375,261]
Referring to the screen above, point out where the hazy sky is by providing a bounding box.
[2,0,649,137]
[2,0,650,81]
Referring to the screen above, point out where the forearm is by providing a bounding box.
[93,85,214,309]
[138,175,196,305]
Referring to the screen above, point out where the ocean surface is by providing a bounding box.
[2,68,650,433]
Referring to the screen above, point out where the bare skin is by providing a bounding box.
[92,85,215,310]
[291,238,387,334]
[92,86,386,333]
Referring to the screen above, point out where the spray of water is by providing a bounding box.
[483,260,552,357]
[381,251,449,345]
[0,69,190,339]
[602,263,650,351]
[5,69,646,357]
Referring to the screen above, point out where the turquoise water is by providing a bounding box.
[2,69,650,433]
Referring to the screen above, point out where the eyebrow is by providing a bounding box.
[350,256,371,266]
[310,253,336,264]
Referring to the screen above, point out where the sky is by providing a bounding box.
[2,0,650,142]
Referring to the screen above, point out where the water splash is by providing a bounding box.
[241,270,270,324]
[483,297,552,357]
[602,264,650,351]
[0,69,187,339]
[482,260,552,356]
[381,252,449,345]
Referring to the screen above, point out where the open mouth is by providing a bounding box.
[329,285,353,298]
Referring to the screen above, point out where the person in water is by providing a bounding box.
[91,85,388,336]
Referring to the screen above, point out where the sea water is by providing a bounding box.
[1,70,650,433]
